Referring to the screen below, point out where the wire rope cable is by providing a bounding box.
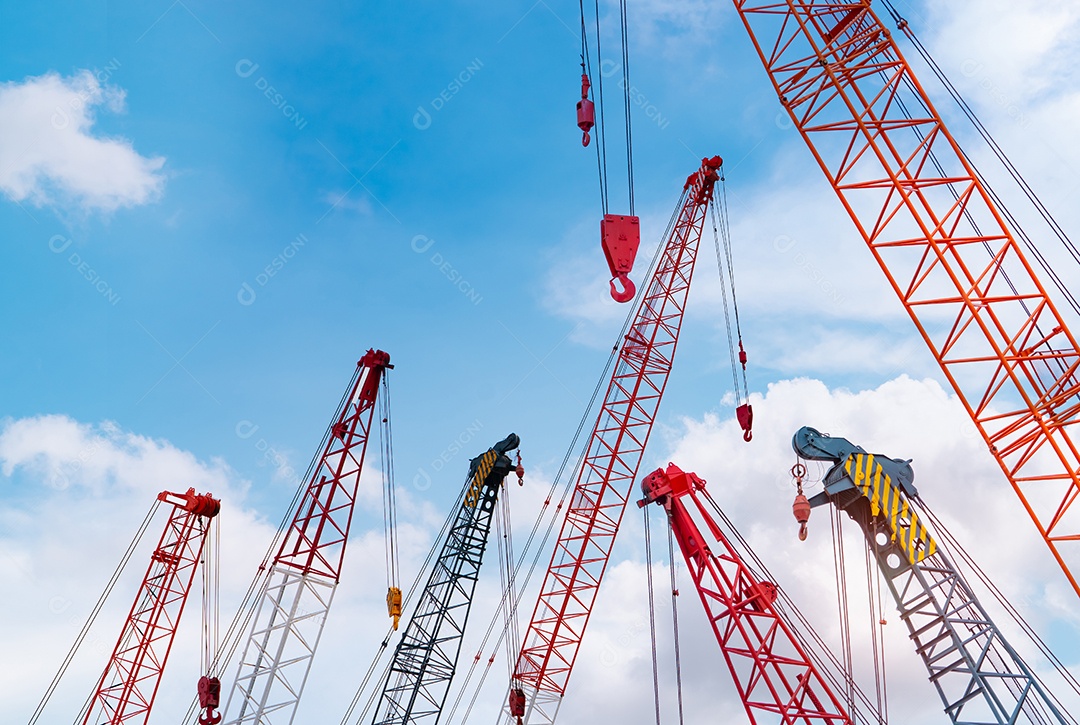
[28,498,161,725]
[643,506,662,725]
[666,523,685,725]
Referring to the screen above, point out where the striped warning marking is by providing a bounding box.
[844,453,937,565]
[465,450,497,508]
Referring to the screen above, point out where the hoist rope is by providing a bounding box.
[643,506,663,725]
[862,542,886,721]
[666,524,685,725]
[710,199,740,402]
[497,481,522,689]
[709,183,748,406]
[381,375,399,592]
[701,491,884,723]
[870,523,889,723]
[583,0,609,214]
[619,0,635,215]
[829,506,856,712]
[201,513,221,678]
[28,497,161,725]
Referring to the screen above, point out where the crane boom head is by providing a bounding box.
[792,426,917,509]
[467,433,519,478]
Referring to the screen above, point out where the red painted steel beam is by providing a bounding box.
[512,157,723,701]
[274,348,392,581]
[641,463,852,725]
[83,489,221,725]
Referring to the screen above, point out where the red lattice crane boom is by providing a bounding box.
[509,156,723,724]
[639,463,853,725]
[82,488,221,725]
[731,1,1080,596]
[225,348,392,724]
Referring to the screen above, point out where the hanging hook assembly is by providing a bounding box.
[577,69,595,147]
[790,463,810,541]
[601,214,641,303]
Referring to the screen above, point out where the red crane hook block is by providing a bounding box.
[736,403,753,442]
[601,214,640,303]
[198,676,222,725]
[577,73,595,147]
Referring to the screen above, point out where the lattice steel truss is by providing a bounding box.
[226,349,391,724]
[84,488,220,725]
[371,434,519,725]
[510,157,723,725]
[795,427,1068,725]
[732,0,1080,597]
[641,463,854,725]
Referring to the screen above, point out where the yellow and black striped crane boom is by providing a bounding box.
[792,426,1071,725]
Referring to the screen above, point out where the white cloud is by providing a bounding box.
[465,375,1080,724]
[0,70,165,212]
[8,390,1077,725]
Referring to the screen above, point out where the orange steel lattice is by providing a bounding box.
[511,157,722,723]
[732,1,1080,596]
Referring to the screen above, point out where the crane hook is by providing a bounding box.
[609,273,636,303]
[198,676,223,725]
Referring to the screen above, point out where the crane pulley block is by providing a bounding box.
[601,213,640,303]
[743,581,778,612]
[736,403,753,442]
[576,72,594,147]
[386,586,403,630]
[198,676,222,725]
[509,687,526,720]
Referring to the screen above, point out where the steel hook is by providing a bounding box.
[582,130,591,147]
[609,274,635,303]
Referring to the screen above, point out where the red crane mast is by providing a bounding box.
[509,156,723,724]
[82,488,221,725]
[639,463,853,725]
[225,348,392,724]
[730,1,1080,596]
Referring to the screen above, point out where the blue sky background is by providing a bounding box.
[2,1,1079,723]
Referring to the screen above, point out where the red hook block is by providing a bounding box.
[601,214,640,303]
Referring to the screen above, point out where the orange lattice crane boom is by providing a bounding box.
[730,0,1080,596]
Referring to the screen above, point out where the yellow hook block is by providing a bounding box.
[387,587,402,630]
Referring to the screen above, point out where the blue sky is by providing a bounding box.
[2,1,1079,723]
